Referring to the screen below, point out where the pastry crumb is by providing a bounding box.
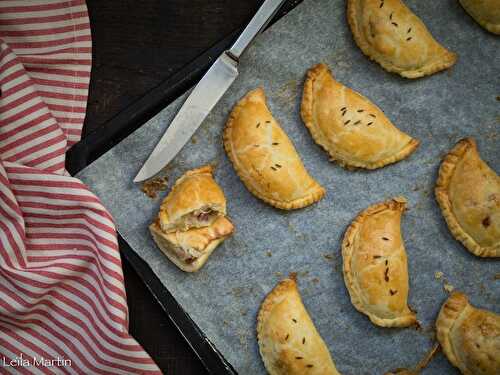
[496,95,500,101]
[266,250,272,257]
[443,281,454,293]
[275,272,283,277]
[434,271,455,293]
[312,278,320,284]
[323,253,334,261]
[494,273,500,280]
[141,176,168,198]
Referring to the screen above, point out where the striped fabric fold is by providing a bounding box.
[0,1,161,373]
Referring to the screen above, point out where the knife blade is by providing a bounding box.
[134,0,287,182]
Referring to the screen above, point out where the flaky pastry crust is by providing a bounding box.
[257,277,340,375]
[301,63,419,169]
[158,165,226,232]
[435,138,499,257]
[436,292,500,375]
[459,0,500,34]
[150,216,234,272]
[342,197,417,327]
[224,88,325,210]
[347,0,457,78]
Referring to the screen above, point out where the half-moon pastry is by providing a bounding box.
[150,165,234,272]
[342,197,416,327]
[301,63,419,169]
[436,292,500,375]
[224,88,325,210]
[459,0,500,35]
[435,138,500,258]
[347,0,457,78]
[158,165,226,233]
[257,276,340,375]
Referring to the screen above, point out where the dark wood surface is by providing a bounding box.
[122,257,207,374]
[83,1,262,374]
[84,0,261,137]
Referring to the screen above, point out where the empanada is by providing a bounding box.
[301,63,419,169]
[150,165,234,272]
[224,88,325,210]
[436,292,500,375]
[435,138,500,258]
[158,165,226,233]
[342,197,417,327]
[347,0,457,78]
[150,216,233,272]
[257,276,340,375]
[459,0,500,34]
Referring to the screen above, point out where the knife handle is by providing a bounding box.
[228,0,287,60]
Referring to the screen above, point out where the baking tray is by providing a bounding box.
[77,0,499,373]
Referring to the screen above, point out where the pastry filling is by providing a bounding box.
[193,207,216,222]
[183,206,220,229]
[163,216,234,264]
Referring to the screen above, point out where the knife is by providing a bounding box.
[134,0,287,182]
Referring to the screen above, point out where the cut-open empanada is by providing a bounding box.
[257,276,340,375]
[301,63,419,169]
[158,165,226,233]
[342,197,417,327]
[347,0,457,78]
[436,292,500,375]
[435,138,499,258]
[224,88,325,210]
[459,0,500,35]
[150,165,234,272]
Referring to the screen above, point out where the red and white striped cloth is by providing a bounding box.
[0,1,161,373]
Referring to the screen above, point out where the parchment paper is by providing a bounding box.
[77,0,499,373]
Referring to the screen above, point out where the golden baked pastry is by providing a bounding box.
[257,276,340,375]
[459,0,500,34]
[301,63,419,169]
[347,0,457,78]
[150,165,234,272]
[436,292,500,375]
[435,138,500,258]
[342,197,417,327]
[158,165,226,233]
[224,88,325,210]
[150,216,234,272]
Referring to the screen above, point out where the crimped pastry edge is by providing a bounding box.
[223,87,325,210]
[301,63,420,170]
[342,196,417,327]
[435,292,470,374]
[256,275,298,375]
[176,164,213,183]
[459,0,500,35]
[435,138,499,257]
[346,0,457,78]
[256,275,298,338]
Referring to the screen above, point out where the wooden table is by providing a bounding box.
[70,1,300,373]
